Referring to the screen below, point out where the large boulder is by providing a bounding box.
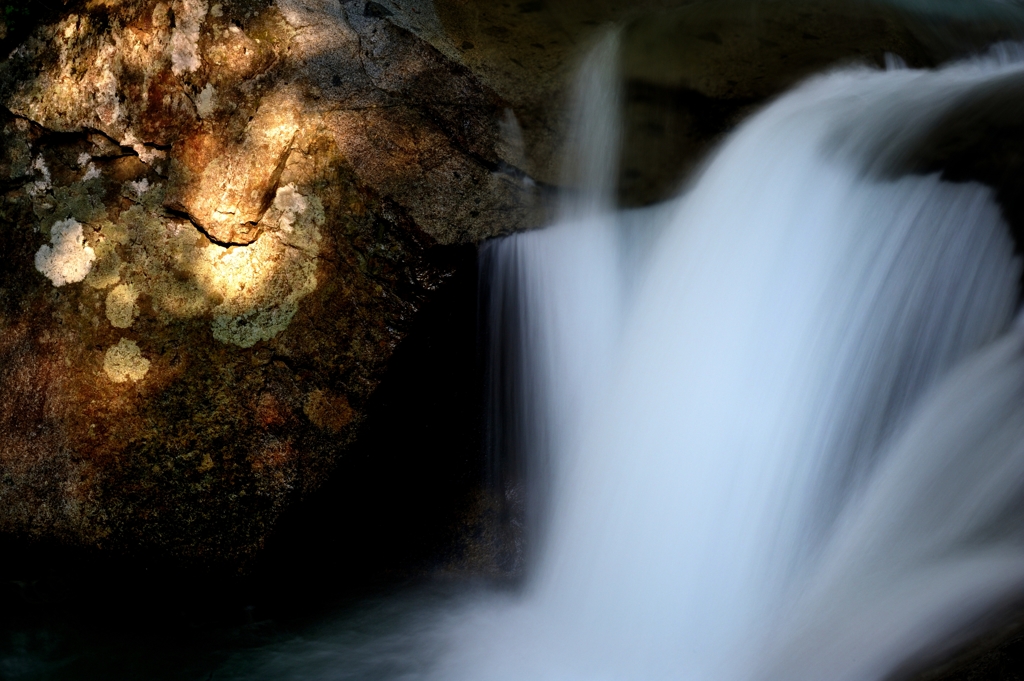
[0,0,542,566]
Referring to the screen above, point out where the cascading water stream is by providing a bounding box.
[220,31,1024,681]
[436,40,1024,681]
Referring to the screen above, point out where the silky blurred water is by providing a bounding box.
[8,6,1024,681]
[207,37,1024,681]
[422,39,1024,681]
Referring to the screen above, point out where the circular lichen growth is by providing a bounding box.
[34,217,95,286]
[103,338,151,383]
[105,283,139,328]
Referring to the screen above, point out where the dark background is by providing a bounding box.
[0,244,487,679]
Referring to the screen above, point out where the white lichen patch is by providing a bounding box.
[105,283,139,328]
[27,156,52,196]
[103,338,150,383]
[127,178,150,198]
[82,163,102,181]
[76,150,103,182]
[195,84,216,119]
[271,184,307,232]
[171,0,208,76]
[35,218,95,286]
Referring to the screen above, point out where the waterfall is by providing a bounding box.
[447,40,1024,681]
[218,32,1024,681]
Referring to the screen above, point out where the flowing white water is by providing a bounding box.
[440,41,1024,681]
[216,35,1024,681]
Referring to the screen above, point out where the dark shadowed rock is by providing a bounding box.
[896,68,1024,253]
[615,0,1024,205]
[427,0,1024,205]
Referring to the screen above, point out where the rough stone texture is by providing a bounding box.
[0,0,542,566]
[432,0,691,187]
[0,112,424,565]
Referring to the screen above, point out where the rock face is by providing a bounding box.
[0,0,542,565]
[3,0,1024,572]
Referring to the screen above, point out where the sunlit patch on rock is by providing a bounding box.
[166,87,302,245]
[205,183,324,347]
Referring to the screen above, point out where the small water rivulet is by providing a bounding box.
[222,38,1024,681]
